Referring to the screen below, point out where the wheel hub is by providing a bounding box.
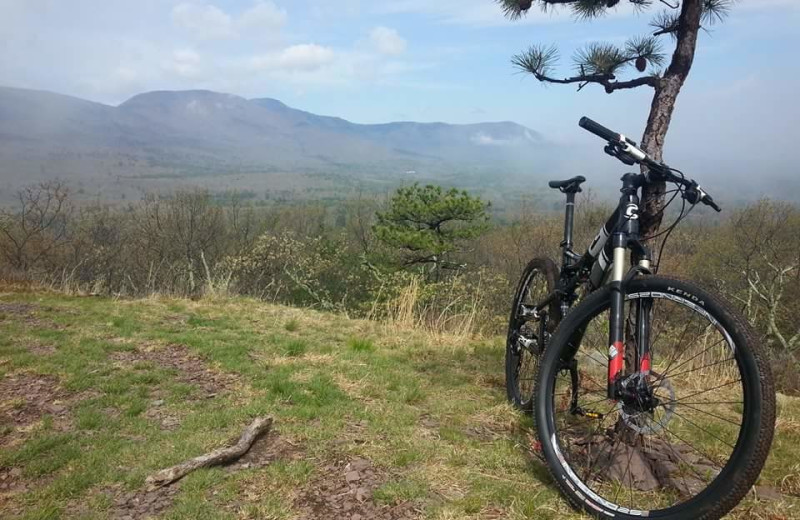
[616,373,676,435]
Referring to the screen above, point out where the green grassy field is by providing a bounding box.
[1,288,798,519]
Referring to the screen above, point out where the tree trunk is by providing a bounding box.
[639,0,703,248]
[626,0,703,399]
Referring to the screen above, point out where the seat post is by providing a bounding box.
[562,191,576,267]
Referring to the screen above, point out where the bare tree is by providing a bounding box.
[498,0,733,242]
[746,264,799,350]
[134,190,224,294]
[0,181,72,272]
[692,200,800,351]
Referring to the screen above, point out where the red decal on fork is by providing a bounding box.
[609,341,624,385]
[640,352,651,374]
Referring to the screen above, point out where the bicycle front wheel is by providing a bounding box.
[535,276,775,520]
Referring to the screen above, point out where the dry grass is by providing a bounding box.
[0,285,798,519]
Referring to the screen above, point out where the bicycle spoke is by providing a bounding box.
[668,401,742,428]
[669,409,736,450]
[657,338,728,383]
[666,379,742,405]
[665,356,735,381]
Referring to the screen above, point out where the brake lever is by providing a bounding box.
[683,182,722,212]
[604,143,636,166]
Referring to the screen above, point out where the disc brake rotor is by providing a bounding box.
[617,375,676,435]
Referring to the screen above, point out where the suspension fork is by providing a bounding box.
[636,298,652,375]
[607,233,627,399]
[607,241,653,399]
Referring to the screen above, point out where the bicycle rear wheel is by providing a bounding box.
[534,276,775,519]
[506,257,559,411]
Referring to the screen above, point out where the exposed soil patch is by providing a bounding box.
[84,483,182,520]
[0,372,71,446]
[464,424,503,442]
[144,402,181,431]
[227,428,304,472]
[0,302,38,318]
[26,341,57,356]
[110,343,239,398]
[295,458,420,520]
[0,466,26,495]
[418,414,439,430]
[0,302,64,330]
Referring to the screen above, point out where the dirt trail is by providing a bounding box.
[110,343,239,398]
[295,458,419,520]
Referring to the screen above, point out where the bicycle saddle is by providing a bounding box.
[548,175,586,193]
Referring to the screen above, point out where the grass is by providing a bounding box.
[0,287,798,519]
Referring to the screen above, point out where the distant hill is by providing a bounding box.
[0,86,551,201]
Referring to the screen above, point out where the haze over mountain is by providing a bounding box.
[0,86,555,201]
[2,85,797,206]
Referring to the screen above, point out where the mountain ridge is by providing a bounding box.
[0,86,548,200]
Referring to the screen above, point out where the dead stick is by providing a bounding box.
[146,416,273,489]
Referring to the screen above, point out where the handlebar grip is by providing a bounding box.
[579,117,621,143]
[705,195,722,213]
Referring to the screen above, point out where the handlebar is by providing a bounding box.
[578,117,722,212]
[578,117,620,143]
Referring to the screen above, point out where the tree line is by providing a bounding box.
[1,180,798,392]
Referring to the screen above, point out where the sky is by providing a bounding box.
[1,0,799,174]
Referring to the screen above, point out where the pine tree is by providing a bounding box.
[373,184,490,276]
[499,0,733,243]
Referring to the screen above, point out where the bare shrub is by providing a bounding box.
[0,181,72,277]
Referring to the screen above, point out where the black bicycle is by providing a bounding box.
[506,117,775,519]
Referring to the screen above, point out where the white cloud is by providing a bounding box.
[369,26,407,55]
[172,3,235,40]
[238,1,287,32]
[471,130,538,146]
[171,1,287,40]
[471,132,511,146]
[166,48,203,78]
[278,44,335,70]
[250,44,335,72]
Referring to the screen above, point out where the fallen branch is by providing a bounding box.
[146,416,273,489]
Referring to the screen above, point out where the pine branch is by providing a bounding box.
[497,0,658,20]
[512,44,560,78]
[514,43,660,93]
[574,43,629,75]
[625,35,666,66]
[572,0,616,20]
[702,0,734,25]
[650,10,681,36]
[650,1,733,37]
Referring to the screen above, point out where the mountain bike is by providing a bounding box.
[505,117,775,519]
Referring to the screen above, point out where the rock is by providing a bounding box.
[597,443,660,491]
[151,400,165,407]
[46,403,66,414]
[10,468,22,478]
[345,471,361,483]
[755,485,782,501]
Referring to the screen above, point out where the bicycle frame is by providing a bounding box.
[533,172,653,400]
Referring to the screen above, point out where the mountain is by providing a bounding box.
[0,86,548,200]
